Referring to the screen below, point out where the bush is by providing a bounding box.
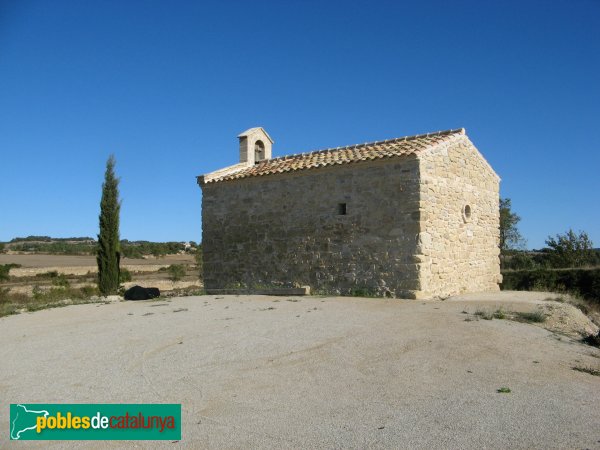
[36,270,59,278]
[80,285,100,297]
[502,252,537,270]
[168,264,186,282]
[51,273,70,288]
[351,287,378,297]
[120,268,132,283]
[501,268,600,304]
[582,331,600,348]
[0,265,10,282]
[0,264,21,281]
[545,229,594,268]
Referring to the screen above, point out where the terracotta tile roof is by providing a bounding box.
[201,128,465,184]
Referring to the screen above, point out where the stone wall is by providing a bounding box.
[201,157,423,297]
[416,136,501,298]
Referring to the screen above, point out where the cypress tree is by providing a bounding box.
[97,155,121,295]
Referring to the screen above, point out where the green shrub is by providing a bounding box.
[168,264,186,282]
[582,332,600,348]
[0,264,21,281]
[0,287,10,303]
[503,252,537,270]
[51,273,70,288]
[120,268,132,283]
[0,266,10,282]
[493,309,506,319]
[351,287,378,297]
[36,270,59,278]
[501,268,600,304]
[32,285,100,303]
[80,285,100,297]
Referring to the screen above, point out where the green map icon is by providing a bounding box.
[10,404,49,440]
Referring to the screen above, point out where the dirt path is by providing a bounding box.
[1,292,598,449]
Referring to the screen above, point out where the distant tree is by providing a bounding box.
[0,243,5,254]
[545,229,594,268]
[499,198,526,253]
[97,155,121,295]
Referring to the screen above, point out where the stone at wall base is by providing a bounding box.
[206,286,310,296]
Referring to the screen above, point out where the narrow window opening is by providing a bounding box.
[463,204,472,222]
[254,140,265,163]
[338,203,347,215]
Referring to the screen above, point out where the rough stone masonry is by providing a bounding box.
[197,127,501,298]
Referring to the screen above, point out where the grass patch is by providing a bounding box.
[572,366,600,376]
[474,309,494,320]
[470,307,550,325]
[514,310,547,323]
[497,387,511,393]
[0,285,103,317]
[493,308,507,319]
[120,268,132,283]
[350,287,379,298]
[162,286,205,297]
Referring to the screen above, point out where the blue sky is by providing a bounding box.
[0,0,598,248]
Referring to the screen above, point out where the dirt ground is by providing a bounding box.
[1,291,599,449]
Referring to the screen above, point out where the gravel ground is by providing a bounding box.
[1,292,599,449]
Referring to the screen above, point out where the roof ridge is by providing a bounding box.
[256,128,465,164]
[202,128,469,184]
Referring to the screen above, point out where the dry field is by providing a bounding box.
[0,253,202,297]
[0,253,194,270]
